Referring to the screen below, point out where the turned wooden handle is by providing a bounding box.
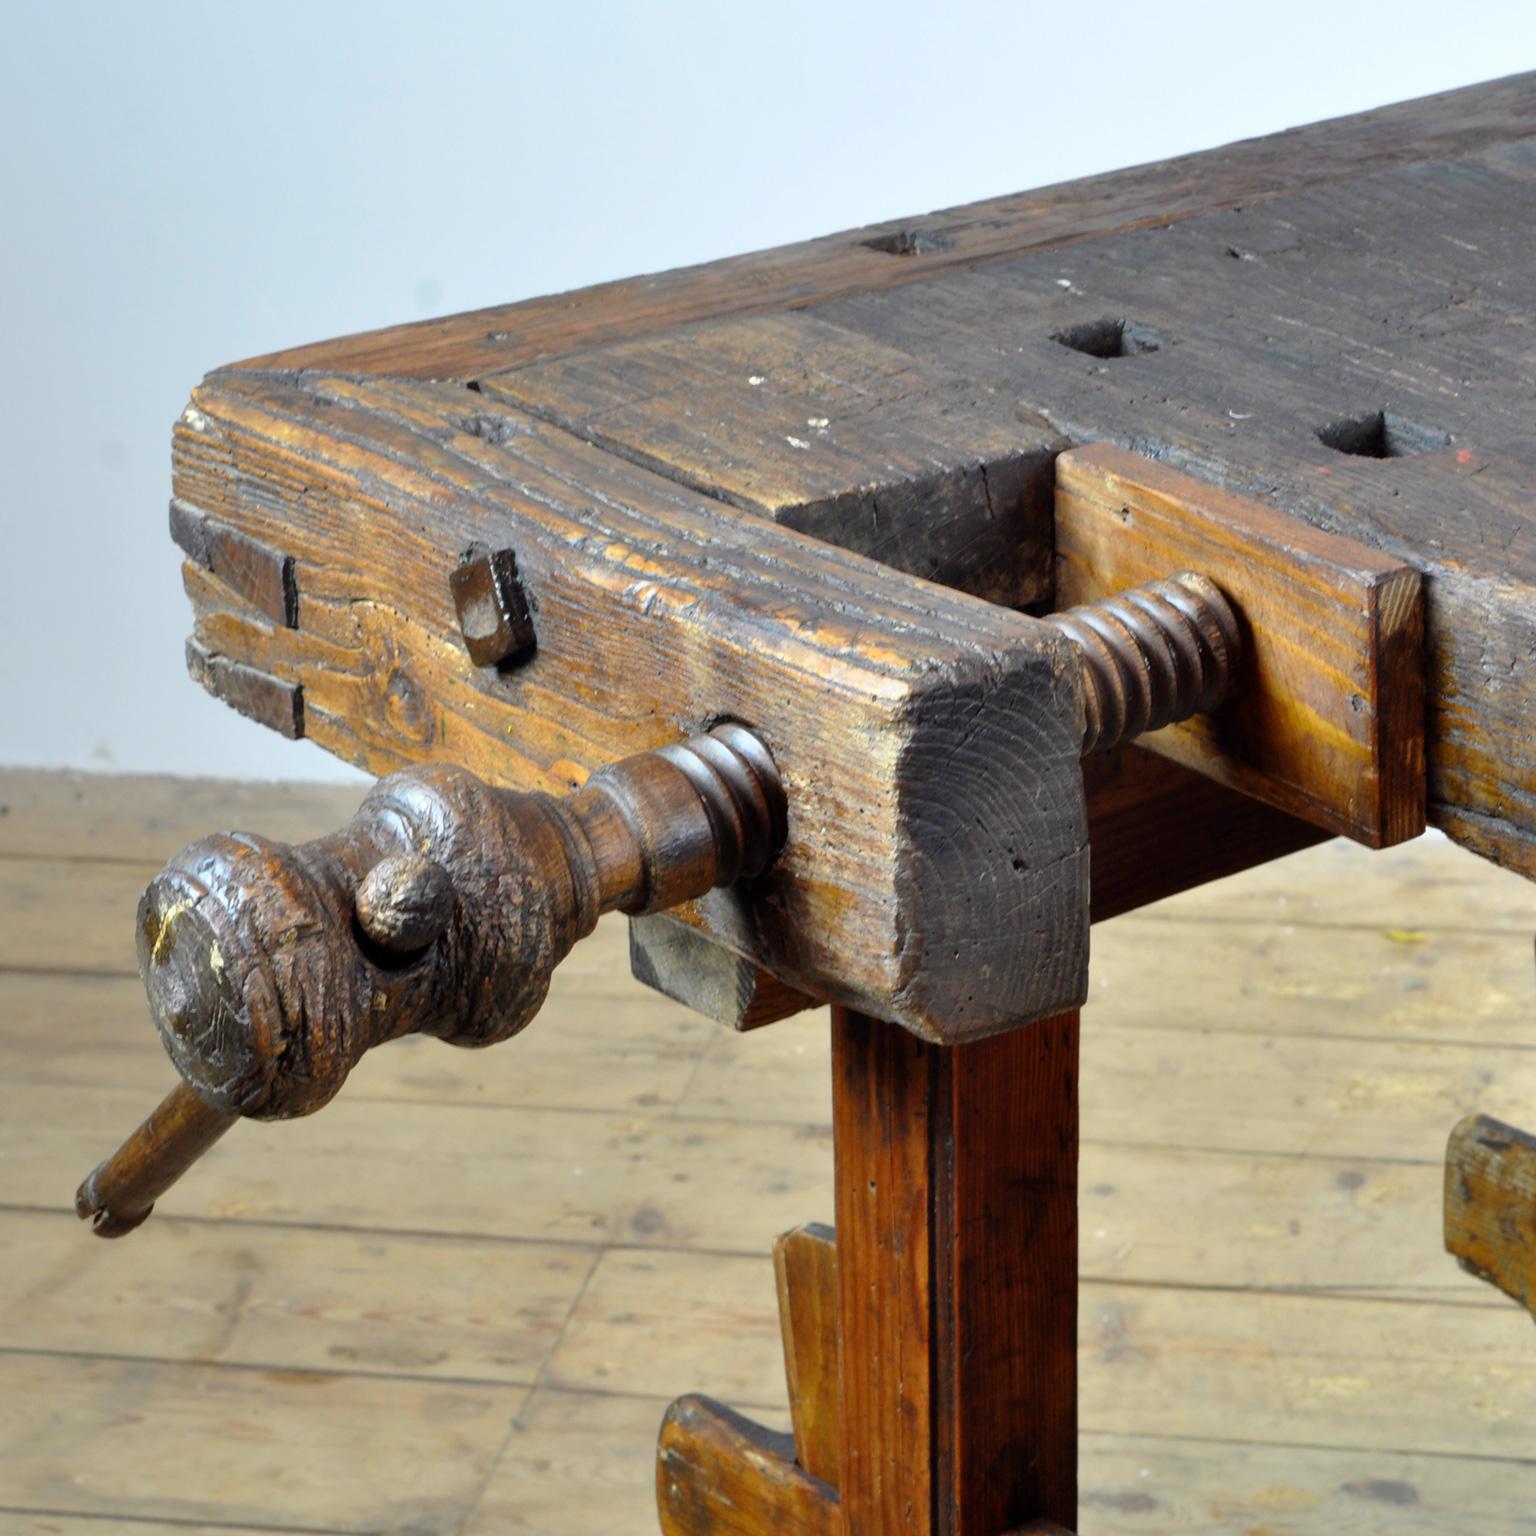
[77,725,783,1235]
[136,722,783,1120]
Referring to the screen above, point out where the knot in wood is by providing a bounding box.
[1046,572,1239,753]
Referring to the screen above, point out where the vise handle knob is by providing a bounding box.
[76,723,784,1233]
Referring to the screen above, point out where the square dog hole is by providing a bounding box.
[1053,317,1162,358]
[1316,411,1451,459]
[861,229,952,257]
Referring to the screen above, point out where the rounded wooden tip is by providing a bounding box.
[355,853,453,953]
[74,1168,153,1238]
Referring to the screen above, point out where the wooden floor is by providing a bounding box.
[3,770,1536,1534]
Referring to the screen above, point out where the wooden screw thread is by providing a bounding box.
[571,722,787,913]
[1046,572,1240,753]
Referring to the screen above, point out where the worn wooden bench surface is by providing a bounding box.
[206,70,1536,879]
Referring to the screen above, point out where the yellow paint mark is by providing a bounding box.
[150,899,192,966]
[1384,928,1427,944]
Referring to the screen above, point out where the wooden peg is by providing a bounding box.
[75,1081,235,1238]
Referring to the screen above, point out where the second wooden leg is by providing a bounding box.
[833,1007,1079,1536]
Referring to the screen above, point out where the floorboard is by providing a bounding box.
[3,769,1533,1533]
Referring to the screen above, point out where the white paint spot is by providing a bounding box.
[807,416,829,431]
[1229,410,1253,420]
[785,435,811,450]
[181,407,210,432]
[747,375,765,386]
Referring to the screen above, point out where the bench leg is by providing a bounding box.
[658,1008,1079,1535]
[833,1007,1078,1535]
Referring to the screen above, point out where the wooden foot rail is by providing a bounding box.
[1446,1113,1536,1317]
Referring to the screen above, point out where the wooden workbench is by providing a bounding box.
[53,71,1536,1535]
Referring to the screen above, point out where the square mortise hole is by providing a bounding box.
[1316,411,1451,459]
[1053,318,1162,358]
[861,229,952,256]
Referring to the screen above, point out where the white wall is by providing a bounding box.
[3,2,1531,783]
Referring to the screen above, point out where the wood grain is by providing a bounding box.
[165,79,1536,888]
[814,140,1536,874]
[8,767,1536,1532]
[171,369,1089,1041]
[0,1208,594,1382]
[630,914,815,1030]
[171,499,298,628]
[657,1394,838,1536]
[483,312,1062,607]
[1056,446,1425,846]
[0,1351,527,1532]
[1083,744,1328,921]
[833,1009,1078,1534]
[31,997,1536,1262]
[184,639,303,739]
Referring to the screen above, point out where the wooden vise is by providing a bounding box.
[78,371,1427,1536]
